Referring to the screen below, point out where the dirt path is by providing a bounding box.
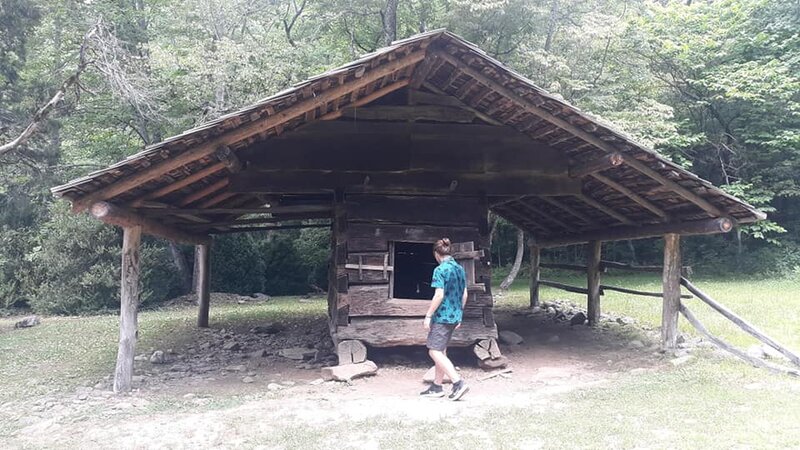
[2,302,669,449]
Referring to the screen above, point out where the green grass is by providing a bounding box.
[497,270,800,350]
[2,277,800,448]
[0,296,325,403]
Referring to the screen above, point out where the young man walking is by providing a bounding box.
[420,238,469,401]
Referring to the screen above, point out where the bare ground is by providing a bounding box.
[1,298,677,449]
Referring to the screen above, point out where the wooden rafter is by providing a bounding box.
[574,193,634,226]
[517,200,577,232]
[91,202,210,245]
[591,173,669,220]
[320,78,410,121]
[569,153,624,178]
[68,49,426,212]
[538,196,597,226]
[179,178,229,206]
[537,218,733,248]
[432,49,726,218]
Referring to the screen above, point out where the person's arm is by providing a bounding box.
[462,287,468,309]
[424,288,444,330]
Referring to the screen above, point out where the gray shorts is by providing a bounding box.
[426,322,457,351]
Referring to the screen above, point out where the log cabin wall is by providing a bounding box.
[328,194,498,347]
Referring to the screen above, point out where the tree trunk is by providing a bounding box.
[382,0,399,46]
[500,229,525,290]
[168,242,192,293]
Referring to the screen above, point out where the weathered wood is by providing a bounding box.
[517,201,577,232]
[537,217,734,248]
[418,82,505,126]
[114,226,141,393]
[129,162,227,207]
[539,279,592,295]
[215,146,243,173]
[409,55,441,89]
[244,135,566,175]
[341,104,476,122]
[197,191,237,208]
[681,277,800,367]
[600,284,692,299]
[473,338,502,361]
[230,170,579,197]
[137,205,332,216]
[196,243,211,328]
[574,193,634,226]
[587,240,602,326]
[529,244,540,308]
[622,157,723,217]
[662,233,681,350]
[186,213,332,228]
[283,120,533,140]
[433,49,726,218]
[70,49,426,212]
[591,173,669,220]
[569,153,624,178]
[320,78,412,121]
[179,179,229,206]
[91,201,211,245]
[337,339,368,364]
[538,196,597,226]
[337,317,496,347]
[347,195,484,226]
[209,223,331,234]
[680,304,799,377]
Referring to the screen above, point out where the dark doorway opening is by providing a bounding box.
[393,242,438,300]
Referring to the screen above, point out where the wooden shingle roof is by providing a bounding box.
[52,30,764,246]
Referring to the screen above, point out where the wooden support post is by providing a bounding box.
[196,243,211,328]
[114,226,142,393]
[587,240,602,326]
[529,244,540,308]
[662,233,681,350]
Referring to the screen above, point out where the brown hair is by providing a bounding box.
[433,238,451,256]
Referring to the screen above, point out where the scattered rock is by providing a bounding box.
[629,368,648,375]
[616,317,635,325]
[422,366,455,384]
[309,378,325,386]
[183,393,196,399]
[77,393,89,401]
[242,376,255,384]
[670,355,694,366]
[530,306,542,314]
[281,381,296,386]
[570,312,587,326]
[545,335,560,344]
[134,354,148,362]
[628,340,645,349]
[546,307,556,315]
[498,330,524,345]
[224,364,246,372]
[267,383,284,391]
[250,293,271,301]
[14,316,40,329]
[222,342,242,352]
[149,351,166,364]
[321,360,378,382]
[478,356,509,370]
[279,347,316,361]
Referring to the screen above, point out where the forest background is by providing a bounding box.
[1,0,798,314]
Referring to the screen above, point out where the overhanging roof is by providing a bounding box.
[51,30,765,246]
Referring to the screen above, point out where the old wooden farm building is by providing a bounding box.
[52,30,764,392]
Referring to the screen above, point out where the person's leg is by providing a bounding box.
[429,349,461,383]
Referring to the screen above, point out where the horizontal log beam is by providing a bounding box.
[433,50,727,218]
[209,223,331,234]
[538,196,597,226]
[90,202,211,245]
[129,162,227,207]
[340,105,476,123]
[69,49,426,213]
[569,153,624,178]
[536,217,734,248]
[137,205,332,216]
[319,78,411,121]
[230,170,581,197]
[185,213,333,229]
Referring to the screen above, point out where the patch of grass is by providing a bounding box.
[260,359,800,449]
[0,297,326,403]
[498,271,800,350]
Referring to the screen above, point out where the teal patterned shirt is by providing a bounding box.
[430,256,466,324]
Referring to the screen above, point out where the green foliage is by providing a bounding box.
[1,0,799,313]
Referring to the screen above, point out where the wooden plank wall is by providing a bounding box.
[329,194,498,347]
